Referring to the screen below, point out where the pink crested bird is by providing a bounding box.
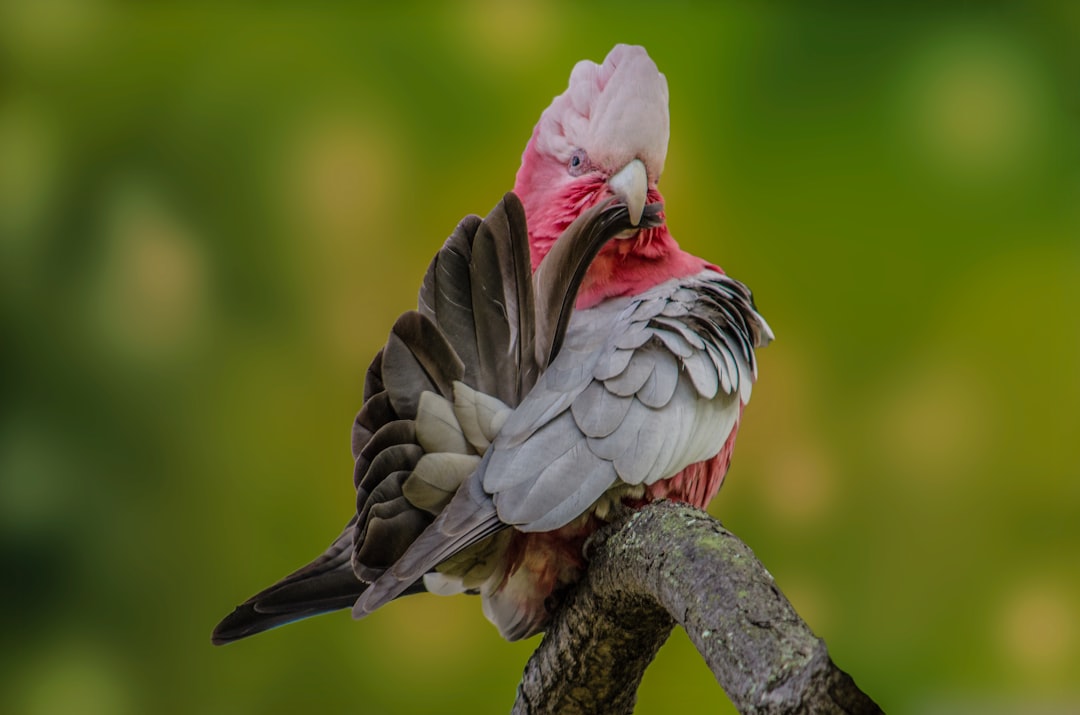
[213,44,772,644]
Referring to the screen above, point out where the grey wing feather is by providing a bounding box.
[355,420,415,480]
[681,347,721,400]
[592,347,634,381]
[603,349,658,396]
[612,401,670,484]
[570,380,634,438]
[419,215,483,374]
[382,311,465,419]
[493,440,619,529]
[469,213,522,403]
[636,351,679,408]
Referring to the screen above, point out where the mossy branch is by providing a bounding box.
[512,501,883,715]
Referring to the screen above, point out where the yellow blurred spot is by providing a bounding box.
[286,113,398,241]
[452,0,553,70]
[874,359,993,485]
[371,596,483,671]
[280,109,407,367]
[761,439,834,524]
[737,335,821,456]
[896,28,1049,183]
[0,0,108,64]
[998,581,1075,678]
[737,336,834,523]
[91,182,207,364]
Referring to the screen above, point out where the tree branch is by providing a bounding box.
[512,501,883,715]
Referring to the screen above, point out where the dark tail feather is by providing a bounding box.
[212,521,425,645]
[212,565,366,645]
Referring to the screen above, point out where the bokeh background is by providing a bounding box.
[2,2,1078,713]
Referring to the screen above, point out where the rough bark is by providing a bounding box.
[512,501,882,715]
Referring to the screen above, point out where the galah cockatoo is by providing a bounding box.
[213,44,772,645]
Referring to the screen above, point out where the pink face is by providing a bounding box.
[516,153,667,264]
[513,46,673,269]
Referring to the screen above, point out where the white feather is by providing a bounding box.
[415,391,470,454]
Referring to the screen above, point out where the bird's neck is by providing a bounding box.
[516,168,712,309]
[573,224,711,308]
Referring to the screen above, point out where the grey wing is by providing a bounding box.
[484,270,772,532]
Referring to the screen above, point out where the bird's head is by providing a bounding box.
[514,44,675,284]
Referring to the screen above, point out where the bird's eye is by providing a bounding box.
[568,149,588,176]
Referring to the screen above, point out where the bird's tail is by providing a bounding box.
[211,520,423,645]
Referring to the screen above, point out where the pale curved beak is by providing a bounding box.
[607,159,648,227]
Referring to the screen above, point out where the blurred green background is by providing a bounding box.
[2,1,1078,713]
